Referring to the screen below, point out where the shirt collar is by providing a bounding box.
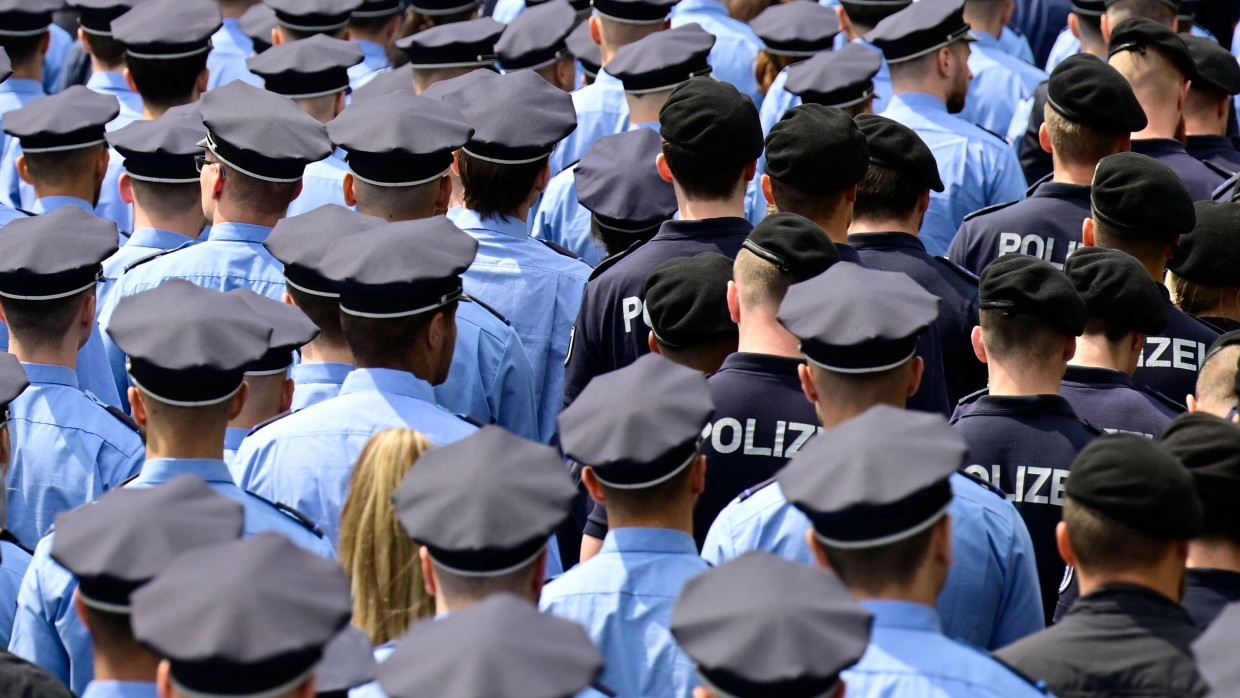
[86,71,133,93]
[718,351,805,376]
[1131,138,1189,156]
[969,393,1080,419]
[291,361,353,385]
[126,227,196,251]
[19,362,78,389]
[847,231,927,253]
[0,78,43,96]
[672,0,728,16]
[1062,365,1135,389]
[31,196,93,215]
[859,599,943,633]
[887,92,949,115]
[600,527,699,556]
[224,426,248,452]
[1028,178,1092,201]
[131,458,236,486]
[81,681,159,698]
[205,222,273,243]
[339,367,436,403]
[594,70,621,87]
[972,30,1001,48]
[454,208,530,240]
[654,217,752,241]
[355,39,387,60]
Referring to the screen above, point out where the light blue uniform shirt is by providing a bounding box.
[9,457,335,696]
[0,539,31,649]
[702,474,1044,650]
[552,70,628,175]
[29,195,92,215]
[291,361,352,411]
[3,146,132,234]
[670,0,763,104]
[529,165,602,267]
[961,31,1048,138]
[230,368,478,546]
[82,682,157,698]
[286,150,350,217]
[42,25,72,95]
[759,68,797,137]
[0,322,121,409]
[997,25,1035,64]
[541,528,707,698]
[5,363,143,548]
[85,72,142,131]
[349,40,390,89]
[880,91,1026,255]
[843,600,1050,698]
[208,18,262,89]
[1043,26,1077,73]
[99,227,196,314]
[0,203,22,226]
[0,78,45,168]
[490,0,525,23]
[224,426,248,466]
[454,209,591,443]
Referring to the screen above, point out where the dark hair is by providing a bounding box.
[1063,496,1174,573]
[0,32,45,64]
[1091,218,1174,261]
[595,458,695,519]
[768,176,844,221]
[589,218,659,258]
[660,138,747,202]
[22,145,104,186]
[1082,316,1133,343]
[978,308,1071,363]
[219,163,302,218]
[124,53,209,109]
[0,289,93,350]
[128,179,203,222]
[854,163,925,221]
[823,522,936,590]
[458,152,547,219]
[83,32,126,68]
[340,300,456,366]
[276,25,347,42]
[839,0,908,31]
[84,605,140,649]
[287,285,346,345]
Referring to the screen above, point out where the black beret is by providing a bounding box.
[784,42,881,109]
[1161,412,1240,541]
[978,254,1088,336]
[742,212,840,282]
[1047,54,1146,133]
[1108,17,1197,81]
[1091,151,1195,240]
[1063,247,1166,335]
[1167,201,1240,287]
[660,78,763,163]
[644,252,737,350]
[854,113,944,192]
[1066,433,1203,539]
[765,104,869,194]
[1185,35,1240,95]
[750,1,840,57]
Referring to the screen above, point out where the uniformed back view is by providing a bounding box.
[1187,331,1240,418]
[1167,202,1240,334]
[1182,36,1240,175]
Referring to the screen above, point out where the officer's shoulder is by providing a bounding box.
[539,238,582,260]
[955,468,1008,500]
[1077,416,1106,436]
[247,410,291,437]
[84,392,140,433]
[0,529,33,556]
[123,247,179,273]
[737,477,778,503]
[956,387,988,407]
[454,412,486,428]
[1200,157,1234,180]
[932,255,979,285]
[962,199,1020,222]
[461,294,511,326]
[244,490,327,540]
[1138,384,1187,414]
[588,239,646,281]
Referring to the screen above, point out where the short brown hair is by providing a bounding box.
[1169,270,1234,318]
[854,163,925,221]
[733,247,792,309]
[340,300,456,366]
[979,308,1071,364]
[22,145,104,186]
[661,138,747,202]
[220,163,302,218]
[128,179,203,222]
[823,521,937,591]
[0,289,93,350]
[1063,495,1175,574]
[125,53,209,109]
[458,151,547,219]
[594,455,697,520]
[286,286,345,346]
[768,177,846,222]
[1044,104,1126,168]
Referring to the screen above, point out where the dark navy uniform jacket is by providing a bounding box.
[850,231,987,405]
[562,217,752,408]
[1017,81,1052,186]
[1182,568,1240,630]
[1132,288,1219,406]
[1186,135,1240,176]
[947,178,1090,275]
[951,393,1101,623]
[1198,315,1240,333]
[1010,0,1072,67]
[1132,138,1228,202]
[1059,365,1180,438]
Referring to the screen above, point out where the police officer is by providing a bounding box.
[47,477,245,698]
[247,35,364,216]
[429,69,589,442]
[1162,413,1240,629]
[109,0,220,117]
[131,533,351,698]
[751,0,840,135]
[0,353,28,648]
[705,261,1044,650]
[952,254,1101,622]
[782,41,882,118]
[1188,330,1240,417]
[10,278,333,696]
[267,0,362,43]
[1108,17,1225,200]
[849,114,987,406]
[951,54,1143,274]
[829,0,912,114]
[0,0,59,159]
[207,0,265,90]
[530,23,713,266]
[1183,36,1240,174]
[241,3,278,56]
[495,0,577,91]
[996,434,1208,697]
[567,21,601,86]
[542,354,712,698]
[563,78,759,408]
[1042,0,1106,74]
[668,0,762,104]
[1083,152,1217,404]
[1167,202,1240,333]
[0,207,141,548]
[396,18,504,94]
[865,0,1027,255]
[780,406,1049,695]
[66,0,142,129]
[643,252,737,374]
[372,595,605,698]
[1060,247,1180,436]
[960,0,1048,136]
[230,217,479,546]
[348,0,404,88]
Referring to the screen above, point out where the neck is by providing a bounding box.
[844,23,873,42]
[131,205,204,239]
[91,642,161,684]
[34,181,96,206]
[736,311,801,357]
[10,59,41,82]
[297,338,353,365]
[1067,335,1137,375]
[848,216,919,236]
[8,337,78,371]
[808,209,852,245]
[355,355,435,383]
[1197,301,1240,323]
[145,422,228,461]
[607,504,694,536]
[892,83,950,106]
[141,96,195,120]
[1075,564,1184,602]
[1051,157,1099,186]
[1134,109,1182,141]
[212,203,284,229]
[90,59,125,75]
[1079,36,1107,58]
[986,360,1065,396]
[850,575,941,608]
[1184,111,1227,137]
[816,394,903,429]
[677,196,744,221]
[1188,538,1240,573]
[964,15,1005,39]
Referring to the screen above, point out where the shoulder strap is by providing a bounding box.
[587,239,645,281]
[123,247,179,273]
[539,239,582,260]
[1139,385,1187,413]
[461,294,510,325]
[933,255,980,284]
[247,410,291,436]
[961,199,1019,222]
[955,468,1007,498]
[85,392,140,432]
[738,477,777,502]
[0,529,31,555]
[246,490,326,539]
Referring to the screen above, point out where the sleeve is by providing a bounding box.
[700,512,737,566]
[988,502,1046,650]
[0,140,23,211]
[96,288,135,413]
[8,547,69,688]
[561,286,605,411]
[1017,89,1052,186]
[488,329,541,442]
[987,145,1030,209]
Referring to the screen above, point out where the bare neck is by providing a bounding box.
[8,336,78,372]
[736,310,801,357]
[144,421,228,461]
[986,360,1065,397]
[848,216,919,236]
[1188,538,1240,573]
[1067,335,1139,375]
[678,196,745,221]
[1051,156,1100,186]
[91,641,161,684]
[130,203,204,239]
[1075,563,1185,603]
[297,339,354,365]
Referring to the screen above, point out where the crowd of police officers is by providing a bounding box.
[0,0,1238,695]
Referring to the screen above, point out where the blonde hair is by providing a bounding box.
[339,428,435,645]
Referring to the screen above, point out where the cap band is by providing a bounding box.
[338,287,463,318]
[813,503,949,550]
[0,276,99,301]
[408,56,497,69]
[883,26,976,65]
[802,343,918,374]
[129,371,245,408]
[203,132,305,183]
[126,44,213,60]
[349,165,450,188]
[19,138,107,154]
[170,664,318,698]
[76,588,133,615]
[276,17,351,32]
[427,542,547,578]
[698,671,842,698]
[407,0,484,15]
[460,146,551,165]
[591,449,698,490]
[285,277,342,298]
[0,26,51,37]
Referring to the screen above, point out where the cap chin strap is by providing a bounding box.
[170,663,318,698]
[813,504,949,550]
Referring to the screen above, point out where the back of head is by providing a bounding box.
[764,104,869,221]
[852,113,943,224]
[1089,151,1195,259]
[1106,18,1194,121]
[734,212,840,312]
[1192,333,1240,417]
[839,0,910,33]
[1044,54,1145,168]
[977,254,1086,365]
[659,78,762,203]
[1161,412,1240,548]
[1106,0,1176,27]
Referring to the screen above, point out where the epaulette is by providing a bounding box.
[461,294,510,325]
[932,255,979,284]
[961,199,1019,222]
[1212,174,1238,201]
[591,682,618,698]
[988,651,1051,695]
[1201,157,1234,180]
[13,208,33,217]
[119,471,142,487]
[247,410,291,436]
[976,123,1009,144]
[1140,384,1187,413]
[956,468,1007,499]
[955,386,988,407]
[587,238,646,281]
[86,391,141,432]
[0,529,32,555]
[456,412,486,428]
[737,477,777,502]
[123,247,179,273]
[1079,417,1106,436]
[118,229,131,241]
[246,490,326,539]
[540,239,581,260]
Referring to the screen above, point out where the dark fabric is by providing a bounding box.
[1059,366,1177,438]
[1130,138,1228,203]
[1185,135,1240,177]
[1011,0,1073,67]
[948,178,1090,275]
[0,650,73,698]
[1183,568,1240,630]
[1131,287,1220,407]
[997,584,1208,698]
[1018,81,1053,186]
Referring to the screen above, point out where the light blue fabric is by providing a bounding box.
[0,204,22,226]
[1043,26,1078,73]
[290,361,352,411]
[42,24,72,95]
[551,70,628,175]
[0,322,122,410]
[230,368,478,546]
[6,146,132,234]
[670,0,763,104]
[453,209,590,443]
[4,363,143,548]
[491,0,525,23]
[880,91,1026,255]
[208,18,262,89]
[85,72,142,131]
[842,600,1049,697]
[0,539,31,649]
[759,67,798,137]
[286,150,350,217]
[224,426,248,467]
[29,196,92,215]
[0,78,45,188]
[960,31,1048,137]
[998,25,1035,64]
[541,528,707,698]
[528,166,602,267]
[349,40,390,89]
[9,457,335,696]
[702,474,1044,650]
[81,682,158,698]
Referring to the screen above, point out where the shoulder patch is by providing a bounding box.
[123,247,179,273]
[85,392,141,432]
[461,294,510,325]
[0,529,32,555]
[540,239,581,260]
[247,410,291,436]
[933,255,979,284]
[588,238,646,281]
[247,490,326,539]
[956,468,1007,499]
[738,477,777,502]
[962,199,1019,222]
[1139,385,1187,413]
